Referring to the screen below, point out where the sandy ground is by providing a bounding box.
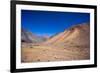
[21,44,90,63]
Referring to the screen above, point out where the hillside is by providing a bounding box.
[43,23,90,48]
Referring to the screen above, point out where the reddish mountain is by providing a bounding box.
[43,23,90,48]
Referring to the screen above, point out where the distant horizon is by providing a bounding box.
[21,10,90,37]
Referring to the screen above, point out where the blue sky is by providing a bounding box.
[21,10,90,36]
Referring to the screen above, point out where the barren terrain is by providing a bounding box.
[21,23,90,63]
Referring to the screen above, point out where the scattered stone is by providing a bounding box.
[30,46,33,48]
[37,59,40,61]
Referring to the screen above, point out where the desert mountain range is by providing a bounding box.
[21,23,90,62]
[21,28,48,43]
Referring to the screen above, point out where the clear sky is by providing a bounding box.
[21,10,90,36]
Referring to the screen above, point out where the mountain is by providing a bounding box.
[21,29,48,43]
[43,23,90,48]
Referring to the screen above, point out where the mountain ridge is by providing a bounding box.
[21,28,48,43]
[43,23,90,48]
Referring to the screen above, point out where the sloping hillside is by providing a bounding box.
[43,23,90,48]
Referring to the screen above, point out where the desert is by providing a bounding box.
[21,23,90,63]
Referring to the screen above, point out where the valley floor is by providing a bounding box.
[21,43,90,63]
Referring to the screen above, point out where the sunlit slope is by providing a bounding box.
[44,23,90,47]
